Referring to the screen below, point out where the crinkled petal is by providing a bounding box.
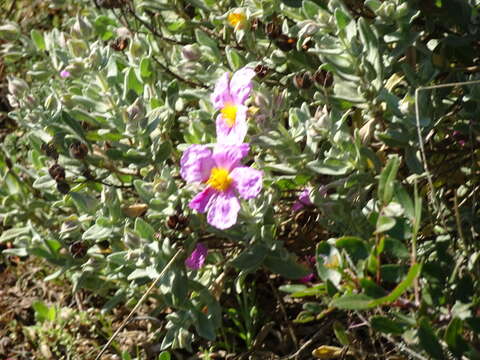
[185,243,208,270]
[230,67,256,105]
[206,189,240,229]
[211,72,232,109]
[216,105,248,145]
[212,143,250,170]
[231,166,263,199]
[180,145,214,183]
[189,187,217,213]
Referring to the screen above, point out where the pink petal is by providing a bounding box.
[216,105,248,145]
[189,187,217,213]
[211,72,232,110]
[293,188,312,211]
[60,70,71,78]
[180,145,214,183]
[206,189,240,229]
[231,166,263,199]
[185,243,208,270]
[299,273,315,283]
[212,143,250,170]
[230,67,256,105]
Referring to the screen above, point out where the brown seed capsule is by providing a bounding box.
[302,39,314,51]
[265,22,281,39]
[251,18,261,31]
[184,3,195,18]
[69,241,87,259]
[293,72,312,89]
[41,142,59,160]
[167,214,189,230]
[98,240,110,250]
[69,141,88,159]
[314,69,334,87]
[275,34,297,51]
[97,0,124,9]
[49,164,66,182]
[56,181,70,194]
[167,214,179,229]
[110,36,129,52]
[254,64,269,78]
[177,215,189,230]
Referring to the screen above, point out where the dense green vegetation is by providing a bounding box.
[2,0,480,358]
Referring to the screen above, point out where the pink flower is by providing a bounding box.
[180,143,262,229]
[60,70,71,78]
[185,243,208,270]
[211,67,256,144]
[292,188,313,212]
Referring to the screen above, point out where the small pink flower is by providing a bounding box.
[185,243,208,270]
[180,143,262,229]
[211,67,256,144]
[60,70,71,78]
[292,188,313,212]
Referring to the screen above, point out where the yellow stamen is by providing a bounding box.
[221,103,237,127]
[227,12,246,29]
[207,167,232,192]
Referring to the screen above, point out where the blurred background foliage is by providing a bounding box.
[1,0,480,358]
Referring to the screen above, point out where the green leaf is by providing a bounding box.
[231,244,268,271]
[378,155,401,205]
[225,46,244,71]
[333,321,350,345]
[445,318,468,357]
[31,29,45,50]
[140,57,152,79]
[135,218,155,240]
[335,8,351,31]
[124,67,143,97]
[191,309,216,341]
[0,226,31,243]
[158,351,171,360]
[418,319,446,360]
[371,316,404,334]
[376,215,396,233]
[330,293,373,310]
[336,236,369,262]
[302,0,322,18]
[264,251,310,279]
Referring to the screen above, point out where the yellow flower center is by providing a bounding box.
[207,167,232,192]
[227,12,246,28]
[221,103,237,127]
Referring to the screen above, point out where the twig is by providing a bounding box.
[267,278,298,349]
[151,55,208,89]
[94,249,183,360]
[279,320,333,360]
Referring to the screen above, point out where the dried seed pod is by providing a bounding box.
[265,22,281,39]
[254,64,269,78]
[167,214,189,230]
[110,36,129,52]
[69,241,87,259]
[41,142,59,160]
[313,69,334,87]
[97,0,124,9]
[184,3,195,18]
[69,141,88,159]
[98,240,110,250]
[49,164,66,182]
[302,39,314,51]
[56,181,70,194]
[275,35,297,51]
[293,72,313,89]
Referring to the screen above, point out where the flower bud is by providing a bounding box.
[8,76,29,97]
[57,181,71,195]
[265,22,281,39]
[254,92,270,109]
[67,38,88,57]
[313,69,333,87]
[293,72,312,89]
[129,35,144,58]
[69,141,88,159]
[49,164,66,182]
[254,64,269,78]
[181,44,201,61]
[127,98,145,123]
[71,15,93,39]
[0,23,20,41]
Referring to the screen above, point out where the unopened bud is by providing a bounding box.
[71,15,93,39]
[67,38,88,57]
[127,98,145,123]
[181,44,201,61]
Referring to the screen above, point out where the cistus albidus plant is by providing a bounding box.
[2,0,480,358]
